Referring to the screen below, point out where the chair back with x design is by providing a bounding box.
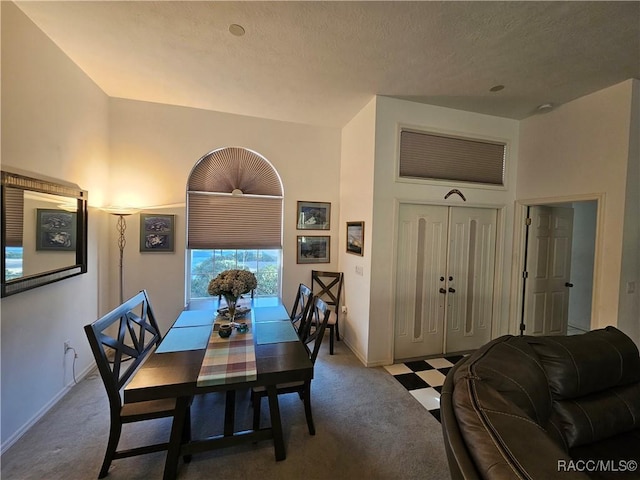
[311,270,344,354]
[85,290,162,412]
[290,283,313,340]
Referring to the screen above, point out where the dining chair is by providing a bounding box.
[289,283,313,340]
[84,290,191,478]
[311,270,344,355]
[251,296,331,435]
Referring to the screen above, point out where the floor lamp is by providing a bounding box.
[104,207,140,304]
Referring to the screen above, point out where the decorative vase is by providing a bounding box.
[224,295,238,322]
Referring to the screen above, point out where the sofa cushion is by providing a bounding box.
[451,336,588,479]
[526,327,640,399]
[551,382,640,448]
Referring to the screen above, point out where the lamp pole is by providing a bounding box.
[115,213,128,304]
[104,207,139,305]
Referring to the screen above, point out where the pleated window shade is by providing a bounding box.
[187,147,283,250]
[4,187,24,247]
[399,130,505,185]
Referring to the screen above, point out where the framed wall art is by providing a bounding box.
[140,214,175,252]
[36,209,77,251]
[296,235,330,264]
[296,201,331,230]
[346,221,364,256]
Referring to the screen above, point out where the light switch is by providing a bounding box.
[355,265,363,276]
[627,281,636,294]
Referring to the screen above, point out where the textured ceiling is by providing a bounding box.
[15,1,640,128]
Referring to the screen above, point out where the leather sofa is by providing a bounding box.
[440,327,640,479]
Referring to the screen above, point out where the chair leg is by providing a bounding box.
[335,319,341,341]
[182,405,192,463]
[329,325,335,355]
[98,420,122,478]
[302,382,315,435]
[252,393,262,430]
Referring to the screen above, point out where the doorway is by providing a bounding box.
[520,200,597,336]
[394,204,497,360]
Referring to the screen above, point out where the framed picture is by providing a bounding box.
[36,209,77,251]
[297,201,331,230]
[297,235,330,264]
[346,221,364,256]
[140,214,175,252]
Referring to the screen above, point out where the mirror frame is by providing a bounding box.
[1,170,88,297]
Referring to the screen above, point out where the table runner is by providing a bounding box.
[197,317,257,386]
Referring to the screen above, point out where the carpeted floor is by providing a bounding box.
[1,339,452,480]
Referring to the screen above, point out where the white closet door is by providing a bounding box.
[445,207,496,353]
[394,204,497,360]
[394,204,448,359]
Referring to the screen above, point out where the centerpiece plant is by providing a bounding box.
[207,269,258,321]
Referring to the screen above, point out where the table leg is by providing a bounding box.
[224,390,236,436]
[164,396,189,480]
[266,385,286,461]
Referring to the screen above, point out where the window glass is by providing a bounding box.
[189,249,281,299]
[5,246,23,280]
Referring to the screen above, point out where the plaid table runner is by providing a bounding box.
[197,317,257,387]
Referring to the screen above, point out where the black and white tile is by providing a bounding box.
[384,355,465,422]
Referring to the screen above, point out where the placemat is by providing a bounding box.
[197,319,257,386]
[156,325,212,353]
[173,309,216,328]
[253,305,290,323]
[256,321,300,345]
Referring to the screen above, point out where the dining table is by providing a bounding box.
[124,296,312,480]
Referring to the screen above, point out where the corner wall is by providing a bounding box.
[338,97,377,363]
[1,2,110,450]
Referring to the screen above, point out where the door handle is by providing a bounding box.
[439,288,447,294]
[448,287,456,293]
[565,282,574,287]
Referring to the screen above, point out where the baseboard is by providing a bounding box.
[0,363,96,455]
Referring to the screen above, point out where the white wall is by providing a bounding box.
[1,3,110,450]
[367,96,520,366]
[338,97,377,363]
[618,79,640,344]
[518,80,636,338]
[107,98,342,333]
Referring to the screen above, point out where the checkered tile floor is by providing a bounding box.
[384,355,466,422]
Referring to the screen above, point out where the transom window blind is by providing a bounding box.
[187,147,283,249]
[399,130,506,186]
[4,187,24,247]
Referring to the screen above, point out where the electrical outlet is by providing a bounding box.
[341,306,348,314]
[64,340,71,353]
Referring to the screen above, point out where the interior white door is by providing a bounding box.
[523,206,574,335]
[394,204,497,360]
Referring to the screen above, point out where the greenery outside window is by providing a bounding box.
[189,248,281,299]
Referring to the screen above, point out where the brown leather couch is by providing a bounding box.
[440,327,640,479]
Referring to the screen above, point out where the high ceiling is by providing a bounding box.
[15,1,640,128]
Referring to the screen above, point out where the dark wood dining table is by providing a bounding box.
[124,297,312,480]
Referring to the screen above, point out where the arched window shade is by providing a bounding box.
[187,147,283,249]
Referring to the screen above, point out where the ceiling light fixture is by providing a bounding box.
[536,103,554,112]
[229,24,245,37]
[489,85,505,92]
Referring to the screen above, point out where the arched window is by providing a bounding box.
[186,147,283,299]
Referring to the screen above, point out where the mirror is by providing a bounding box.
[1,170,88,297]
